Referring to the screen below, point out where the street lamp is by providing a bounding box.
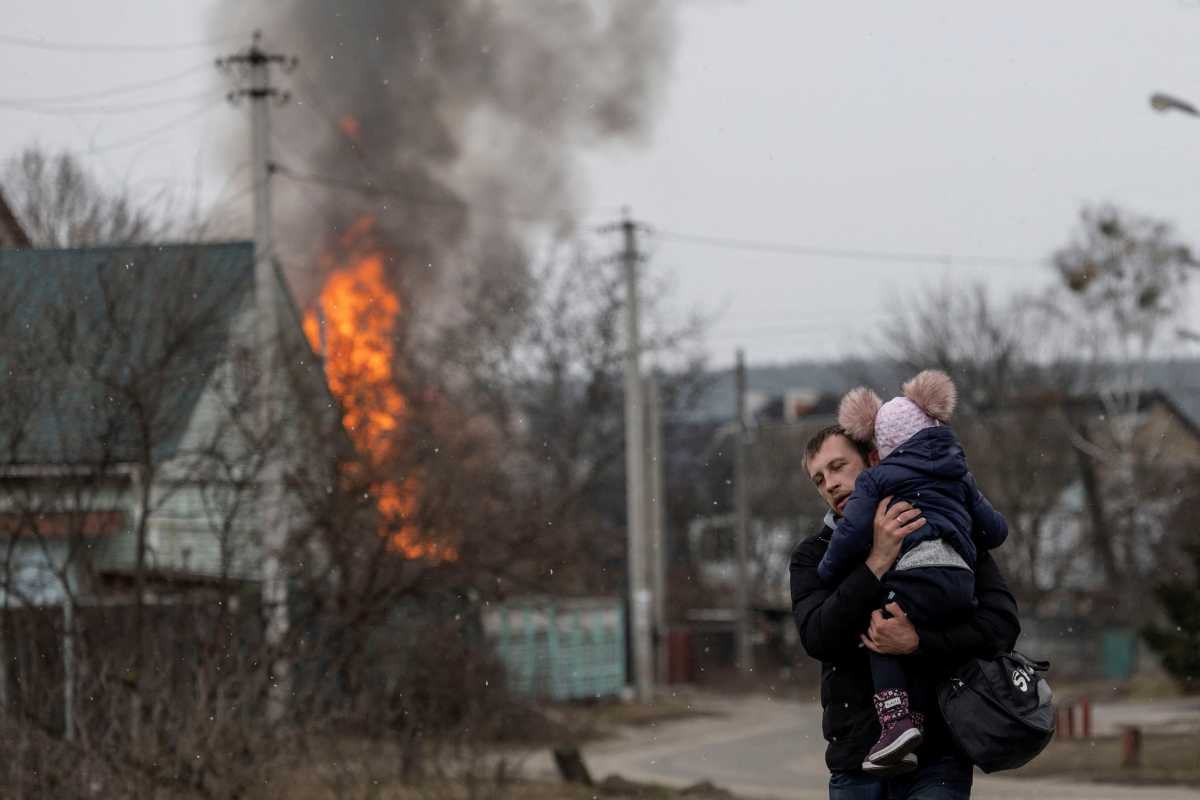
[1150,92,1200,117]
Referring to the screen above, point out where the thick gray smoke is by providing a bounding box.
[211,1,676,307]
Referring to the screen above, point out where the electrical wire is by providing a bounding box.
[0,32,240,54]
[0,91,220,116]
[0,64,210,106]
[274,164,596,224]
[81,99,226,155]
[653,228,1042,270]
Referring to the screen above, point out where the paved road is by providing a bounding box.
[526,693,1200,800]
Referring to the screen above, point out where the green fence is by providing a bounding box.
[1101,628,1138,681]
[484,598,626,701]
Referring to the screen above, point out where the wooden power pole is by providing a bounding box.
[217,31,296,723]
[645,372,668,687]
[619,210,652,703]
[734,349,752,676]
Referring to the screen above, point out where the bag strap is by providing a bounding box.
[1010,649,1050,672]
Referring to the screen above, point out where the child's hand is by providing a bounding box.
[861,602,919,655]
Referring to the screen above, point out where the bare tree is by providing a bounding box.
[2,148,171,247]
[874,205,1198,621]
[871,283,1079,610]
[1047,205,1199,615]
[423,240,710,597]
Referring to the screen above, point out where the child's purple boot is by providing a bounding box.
[863,689,923,769]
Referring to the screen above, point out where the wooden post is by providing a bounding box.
[1120,726,1142,768]
[1080,696,1091,738]
[553,746,594,786]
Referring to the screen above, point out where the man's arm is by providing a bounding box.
[792,498,927,662]
[913,549,1020,661]
[792,543,883,662]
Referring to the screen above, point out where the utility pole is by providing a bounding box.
[618,209,652,703]
[217,31,296,723]
[62,586,75,740]
[734,349,752,676]
[645,372,668,687]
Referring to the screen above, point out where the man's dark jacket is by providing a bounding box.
[791,521,1020,772]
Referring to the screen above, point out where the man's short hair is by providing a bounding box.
[803,424,871,471]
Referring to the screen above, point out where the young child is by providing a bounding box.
[818,370,1009,773]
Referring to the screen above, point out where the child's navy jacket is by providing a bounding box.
[817,425,1008,584]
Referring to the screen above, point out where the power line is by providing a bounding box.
[653,228,1042,269]
[0,32,239,54]
[0,91,219,116]
[0,64,209,105]
[82,99,225,155]
[274,164,599,224]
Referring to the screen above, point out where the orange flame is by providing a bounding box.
[338,115,361,142]
[304,217,456,561]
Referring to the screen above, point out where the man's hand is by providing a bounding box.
[861,602,919,655]
[865,496,925,578]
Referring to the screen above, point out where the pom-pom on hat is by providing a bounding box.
[903,369,957,424]
[837,387,882,444]
[837,370,958,460]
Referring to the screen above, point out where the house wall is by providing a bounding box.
[144,297,340,583]
[94,480,261,581]
[0,478,129,604]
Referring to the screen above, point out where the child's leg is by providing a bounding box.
[877,558,976,749]
[906,668,934,733]
[869,651,907,695]
[863,603,922,769]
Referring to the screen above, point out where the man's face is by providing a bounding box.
[807,435,868,516]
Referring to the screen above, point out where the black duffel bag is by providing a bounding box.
[937,650,1055,773]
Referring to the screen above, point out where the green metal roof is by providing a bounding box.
[0,242,255,466]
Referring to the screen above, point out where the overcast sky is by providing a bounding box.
[4,1,1200,368]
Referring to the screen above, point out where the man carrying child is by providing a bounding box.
[790,399,1020,799]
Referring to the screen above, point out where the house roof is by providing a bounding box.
[0,242,255,466]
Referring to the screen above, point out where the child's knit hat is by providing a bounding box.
[837,370,957,460]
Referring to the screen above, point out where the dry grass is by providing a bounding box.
[528,693,716,751]
[584,694,715,729]
[1010,733,1200,787]
[271,695,723,800]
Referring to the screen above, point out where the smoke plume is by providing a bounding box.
[211,1,676,307]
